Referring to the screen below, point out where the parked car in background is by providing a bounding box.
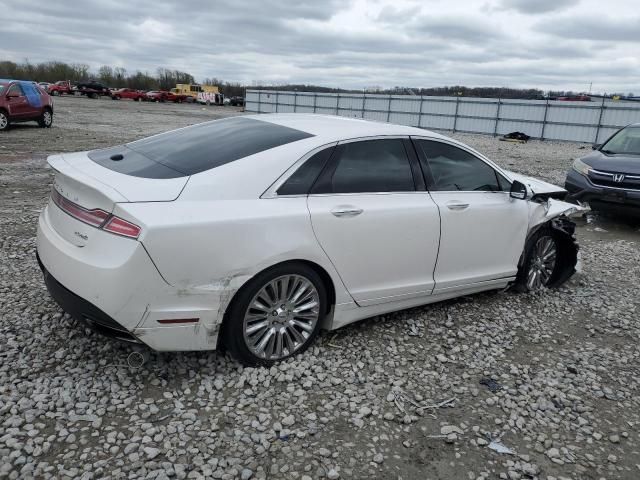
[111,88,146,101]
[38,82,52,90]
[229,96,245,107]
[145,90,168,102]
[74,81,110,99]
[566,123,640,215]
[47,80,73,96]
[145,91,188,103]
[197,92,224,105]
[36,114,583,366]
[0,80,54,131]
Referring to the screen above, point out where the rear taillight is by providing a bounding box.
[51,189,141,239]
[103,216,141,239]
[52,189,110,228]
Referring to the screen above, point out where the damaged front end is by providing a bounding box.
[513,173,588,290]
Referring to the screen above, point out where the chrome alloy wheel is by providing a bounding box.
[243,274,320,360]
[0,112,8,130]
[527,236,557,290]
[43,110,52,126]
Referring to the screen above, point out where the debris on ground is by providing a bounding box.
[500,131,531,143]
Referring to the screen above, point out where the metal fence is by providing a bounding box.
[245,90,640,144]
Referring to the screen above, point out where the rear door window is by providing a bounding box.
[88,117,314,179]
[313,139,415,194]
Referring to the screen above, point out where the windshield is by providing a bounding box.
[602,126,640,155]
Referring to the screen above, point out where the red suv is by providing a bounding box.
[0,80,54,131]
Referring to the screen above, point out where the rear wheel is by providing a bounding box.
[38,108,53,128]
[0,110,9,131]
[222,263,327,366]
[51,90,60,96]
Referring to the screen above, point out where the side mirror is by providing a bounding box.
[592,143,601,150]
[510,180,528,200]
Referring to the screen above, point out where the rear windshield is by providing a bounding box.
[88,117,314,179]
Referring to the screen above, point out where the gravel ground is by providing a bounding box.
[1,97,640,480]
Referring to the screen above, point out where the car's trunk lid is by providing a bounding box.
[47,153,187,247]
[49,152,188,203]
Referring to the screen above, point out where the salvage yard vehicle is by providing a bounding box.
[110,88,146,101]
[566,123,640,215]
[74,81,110,99]
[0,79,54,131]
[171,83,219,102]
[46,80,74,96]
[36,114,582,365]
[145,90,188,103]
[197,92,224,105]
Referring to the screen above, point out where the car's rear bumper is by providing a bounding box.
[37,253,142,344]
[36,205,225,351]
[565,170,640,213]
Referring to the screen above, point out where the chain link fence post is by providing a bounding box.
[313,93,317,113]
[453,96,460,133]
[595,95,606,144]
[493,98,502,137]
[386,95,392,122]
[418,96,425,128]
[540,98,550,140]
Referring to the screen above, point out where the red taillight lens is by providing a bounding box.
[51,189,110,227]
[103,216,141,239]
[51,189,141,239]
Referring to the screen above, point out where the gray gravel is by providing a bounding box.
[1,97,640,479]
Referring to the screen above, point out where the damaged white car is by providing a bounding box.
[36,114,583,366]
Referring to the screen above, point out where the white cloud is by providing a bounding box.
[0,0,638,93]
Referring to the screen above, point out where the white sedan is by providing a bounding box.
[37,114,582,365]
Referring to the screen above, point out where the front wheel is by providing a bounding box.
[516,228,560,291]
[222,264,327,366]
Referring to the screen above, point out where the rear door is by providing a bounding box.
[307,138,441,306]
[413,138,529,293]
[5,84,33,118]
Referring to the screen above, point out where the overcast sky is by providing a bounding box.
[1,0,638,93]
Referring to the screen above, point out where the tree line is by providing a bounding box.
[1,59,631,99]
[0,60,195,92]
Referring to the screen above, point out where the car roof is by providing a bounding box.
[248,113,449,143]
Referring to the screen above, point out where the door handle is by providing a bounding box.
[446,201,469,211]
[331,207,363,217]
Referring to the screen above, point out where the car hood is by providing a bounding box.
[581,150,640,175]
[505,171,567,195]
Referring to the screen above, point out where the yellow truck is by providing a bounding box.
[170,84,222,104]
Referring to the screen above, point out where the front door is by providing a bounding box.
[413,138,529,292]
[308,138,441,306]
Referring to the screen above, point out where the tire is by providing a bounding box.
[0,110,9,131]
[515,227,562,292]
[112,95,120,100]
[38,108,53,128]
[222,263,327,367]
[51,90,60,96]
